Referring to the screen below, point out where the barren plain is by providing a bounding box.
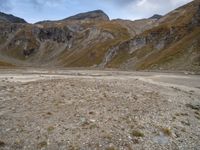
[0,69,200,150]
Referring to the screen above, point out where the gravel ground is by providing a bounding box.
[0,69,200,150]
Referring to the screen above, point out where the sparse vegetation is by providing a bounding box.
[161,127,172,136]
[131,130,145,137]
[37,141,47,149]
[47,126,55,132]
[0,60,14,67]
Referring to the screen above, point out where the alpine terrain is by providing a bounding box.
[0,0,199,72]
[0,1,200,150]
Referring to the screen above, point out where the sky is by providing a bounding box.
[0,0,193,23]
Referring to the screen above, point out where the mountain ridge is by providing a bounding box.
[0,12,27,23]
[35,10,109,24]
[0,0,199,72]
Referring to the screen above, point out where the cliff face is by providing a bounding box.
[0,1,200,72]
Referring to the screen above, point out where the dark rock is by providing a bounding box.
[23,48,35,57]
[37,27,73,43]
[149,14,162,20]
[191,4,200,26]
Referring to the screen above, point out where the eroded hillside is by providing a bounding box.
[0,0,199,72]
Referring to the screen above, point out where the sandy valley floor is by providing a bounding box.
[0,69,200,150]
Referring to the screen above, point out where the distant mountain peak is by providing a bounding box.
[0,12,27,23]
[64,10,110,21]
[149,14,162,19]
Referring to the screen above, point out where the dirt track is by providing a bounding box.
[0,69,200,150]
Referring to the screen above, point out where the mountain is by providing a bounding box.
[110,0,200,71]
[149,14,162,20]
[0,0,199,72]
[0,12,27,23]
[64,10,109,21]
[36,10,109,24]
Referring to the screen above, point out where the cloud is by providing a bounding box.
[112,0,135,5]
[136,0,193,14]
[104,0,192,8]
[112,0,193,19]
[0,0,194,23]
[1,0,193,15]
[102,0,135,6]
[0,0,12,11]
[24,0,67,9]
[0,0,67,11]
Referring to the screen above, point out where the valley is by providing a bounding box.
[0,69,200,149]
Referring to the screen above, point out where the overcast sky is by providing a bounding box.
[0,0,193,23]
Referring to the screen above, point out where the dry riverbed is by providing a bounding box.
[0,69,200,150]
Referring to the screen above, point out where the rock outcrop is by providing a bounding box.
[149,14,162,20]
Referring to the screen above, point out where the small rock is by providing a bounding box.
[185,103,200,110]
[80,117,90,126]
[0,140,5,147]
[89,119,96,123]
[153,133,169,145]
[89,111,95,115]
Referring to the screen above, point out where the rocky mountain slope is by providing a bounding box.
[0,0,199,72]
[0,12,26,23]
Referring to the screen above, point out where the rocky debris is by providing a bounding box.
[0,23,25,38]
[127,25,179,53]
[99,46,119,68]
[0,70,199,149]
[129,37,147,53]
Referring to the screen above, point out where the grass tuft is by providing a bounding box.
[131,130,145,137]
